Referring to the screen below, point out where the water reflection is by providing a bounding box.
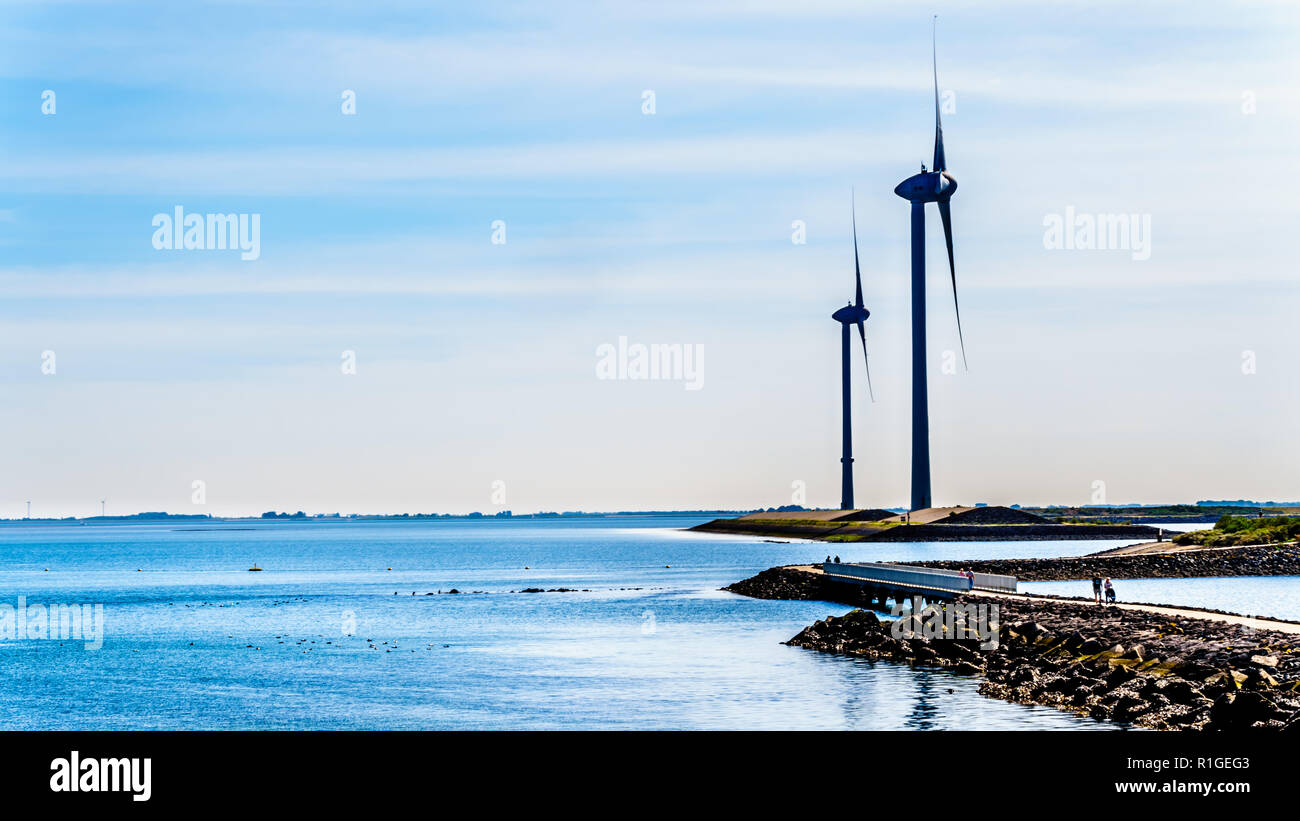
[0,517,1186,730]
[905,668,943,730]
[809,653,1114,731]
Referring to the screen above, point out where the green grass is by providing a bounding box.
[739,519,844,528]
[1172,515,1300,548]
[741,518,893,530]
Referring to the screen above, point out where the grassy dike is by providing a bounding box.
[692,517,1163,542]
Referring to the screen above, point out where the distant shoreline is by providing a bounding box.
[0,511,739,526]
[5,502,1294,527]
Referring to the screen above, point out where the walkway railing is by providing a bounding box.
[823,562,1017,594]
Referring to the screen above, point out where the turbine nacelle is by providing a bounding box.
[832,304,869,324]
[893,170,957,203]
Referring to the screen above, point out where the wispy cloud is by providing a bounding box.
[2,0,1298,513]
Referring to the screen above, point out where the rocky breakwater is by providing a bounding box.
[913,543,1300,581]
[785,596,1300,730]
[725,565,840,600]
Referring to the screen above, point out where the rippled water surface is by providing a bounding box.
[0,516,1246,730]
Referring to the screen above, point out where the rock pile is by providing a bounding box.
[724,566,843,601]
[785,596,1300,731]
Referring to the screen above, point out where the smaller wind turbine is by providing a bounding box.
[831,193,874,510]
[101,500,106,517]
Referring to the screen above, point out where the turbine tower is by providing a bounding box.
[830,194,874,510]
[893,17,967,512]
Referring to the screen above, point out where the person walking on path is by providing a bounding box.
[1104,578,1116,605]
[1091,574,1103,605]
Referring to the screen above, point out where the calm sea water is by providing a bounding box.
[0,515,1260,731]
[1022,577,1300,622]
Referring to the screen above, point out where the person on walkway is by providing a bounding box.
[833,555,841,564]
[825,555,832,566]
[1104,578,1116,604]
[1091,574,1103,605]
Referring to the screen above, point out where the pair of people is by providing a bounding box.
[1091,574,1117,604]
[823,555,841,565]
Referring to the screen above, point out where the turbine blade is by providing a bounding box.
[937,199,967,370]
[857,320,875,402]
[932,16,946,173]
[852,190,863,308]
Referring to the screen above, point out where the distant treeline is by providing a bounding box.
[5,512,214,522]
[1026,504,1280,519]
[257,509,764,520]
[1196,500,1300,507]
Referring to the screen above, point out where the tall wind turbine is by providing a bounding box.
[831,194,873,510]
[893,17,967,512]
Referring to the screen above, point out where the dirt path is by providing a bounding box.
[1086,539,1296,557]
[968,590,1300,634]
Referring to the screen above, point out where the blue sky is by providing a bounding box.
[1,1,1297,516]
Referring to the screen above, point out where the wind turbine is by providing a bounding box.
[830,193,873,510]
[893,17,967,512]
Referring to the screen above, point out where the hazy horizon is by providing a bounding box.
[3,1,1298,518]
[6,497,1300,522]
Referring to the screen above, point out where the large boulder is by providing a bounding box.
[1207,692,1285,730]
[843,609,880,628]
[1079,638,1105,655]
[1154,678,1202,706]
